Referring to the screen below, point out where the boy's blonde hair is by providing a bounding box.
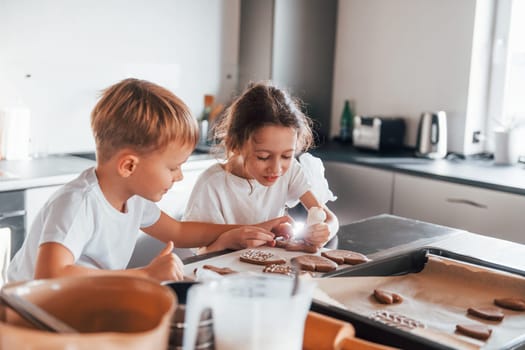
[91,78,198,162]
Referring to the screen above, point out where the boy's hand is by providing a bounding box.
[257,216,294,239]
[143,241,184,282]
[205,226,276,252]
[271,222,294,239]
[304,223,330,247]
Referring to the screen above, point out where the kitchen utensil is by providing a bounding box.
[291,260,300,297]
[0,275,176,349]
[416,111,447,159]
[313,247,525,350]
[169,304,213,350]
[183,273,315,350]
[0,290,77,333]
[163,281,213,350]
[303,311,395,350]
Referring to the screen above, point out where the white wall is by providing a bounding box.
[331,0,484,153]
[0,0,239,155]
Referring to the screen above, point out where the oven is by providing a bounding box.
[0,190,26,283]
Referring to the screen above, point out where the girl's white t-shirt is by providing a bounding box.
[8,167,160,282]
[184,158,311,224]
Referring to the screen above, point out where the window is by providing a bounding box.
[488,0,525,161]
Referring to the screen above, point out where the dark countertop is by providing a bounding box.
[332,214,462,257]
[183,212,525,283]
[333,214,525,271]
[1,143,524,196]
[312,142,525,196]
[183,214,465,265]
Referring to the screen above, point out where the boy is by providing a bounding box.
[8,78,288,283]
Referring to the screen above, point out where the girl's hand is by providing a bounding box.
[304,222,330,247]
[271,222,294,239]
[205,226,276,252]
[257,216,294,239]
[143,241,184,282]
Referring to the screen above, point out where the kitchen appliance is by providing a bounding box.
[415,111,447,159]
[352,116,406,152]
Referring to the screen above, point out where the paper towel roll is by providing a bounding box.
[0,108,31,160]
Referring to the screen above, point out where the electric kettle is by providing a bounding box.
[416,111,447,159]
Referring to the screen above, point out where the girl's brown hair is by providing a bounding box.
[214,81,314,158]
[91,78,198,162]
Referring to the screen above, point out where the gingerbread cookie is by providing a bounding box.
[263,264,294,276]
[321,249,370,265]
[373,289,403,305]
[370,310,425,330]
[291,255,337,272]
[275,238,318,254]
[202,264,238,275]
[239,249,286,266]
[467,307,504,321]
[494,297,525,311]
[456,324,492,341]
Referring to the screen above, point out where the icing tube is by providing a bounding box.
[306,207,326,227]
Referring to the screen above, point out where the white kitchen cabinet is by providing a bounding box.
[323,161,394,226]
[128,157,217,267]
[25,185,62,231]
[156,158,217,220]
[392,173,525,244]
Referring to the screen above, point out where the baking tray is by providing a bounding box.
[311,247,525,350]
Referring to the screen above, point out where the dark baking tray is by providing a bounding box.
[312,247,525,350]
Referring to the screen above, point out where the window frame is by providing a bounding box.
[486,0,525,160]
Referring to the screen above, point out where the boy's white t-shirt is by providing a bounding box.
[8,167,161,282]
[183,158,311,224]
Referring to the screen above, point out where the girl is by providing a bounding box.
[184,81,338,253]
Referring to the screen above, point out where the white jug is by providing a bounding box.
[183,273,314,350]
[0,108,31,160]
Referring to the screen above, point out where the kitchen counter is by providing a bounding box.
[333,214,525,271]
[182,214,466,273]
[183,214,525,349]
[312,142,525,196]
[185,214,525,272]
[0,156,95,192]
[1,142,523,196]
[0,151,215,192]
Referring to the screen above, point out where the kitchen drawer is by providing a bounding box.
[392,173,525,244]
[324,162,394,226]
[128,158,217,268]
[0,190,24,213]
[156,158,217,220]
